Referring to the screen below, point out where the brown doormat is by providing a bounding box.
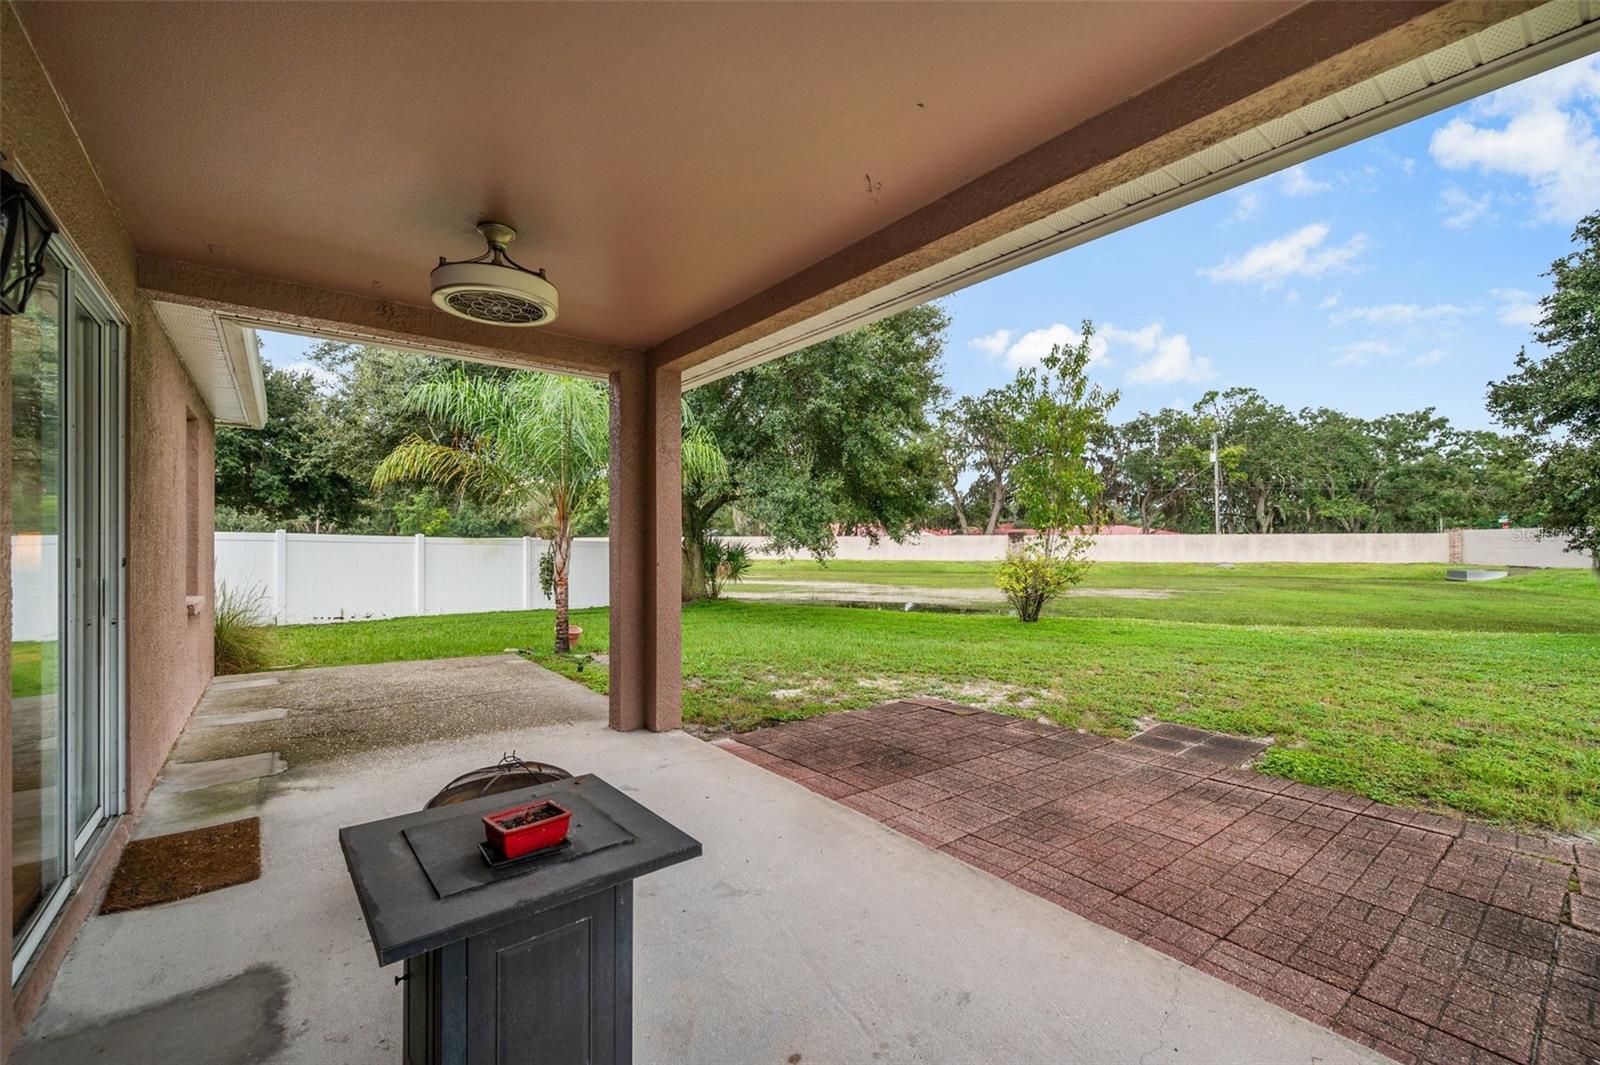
[100,817,261,914]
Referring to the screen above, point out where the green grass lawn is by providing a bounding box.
[263,562,1600,833]
[9,641,56,700]
[744,560,1600,633]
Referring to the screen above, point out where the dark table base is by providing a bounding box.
[404,881,633,1065]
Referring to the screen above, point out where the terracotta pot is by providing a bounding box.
[566,625,583,649]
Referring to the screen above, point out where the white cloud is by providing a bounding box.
[1202,223,1368,288]
[1400,157,1417,177]
[975,324,1107,369]
[1407,348,1449,368]
[1332,339,1401,367]
[969,329,1012,357]
[1279,164,1331,197]
[1317,291,1342,311]
[1492,288,1541,329]
[1117,326,1215,385]
[1330,302,1477,326]
[1428,55,1600,225]
[1437,186,1493,230]
[977,321,1213,384]
[1228,189,1262,223]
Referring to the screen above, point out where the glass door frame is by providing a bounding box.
[9,225,128,980]
[64,270,124,860]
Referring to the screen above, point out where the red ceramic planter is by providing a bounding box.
[483,799,573,861]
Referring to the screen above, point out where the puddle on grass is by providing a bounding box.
[834,599,991,615]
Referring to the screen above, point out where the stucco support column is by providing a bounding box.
[607,363,682,732]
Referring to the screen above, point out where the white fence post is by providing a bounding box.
[413,533,426,616]
[272,529,288,624]
[522,536,534,609]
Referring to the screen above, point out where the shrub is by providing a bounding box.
[214,581,276,674]
[997,534,1091,622]
[702,538,752,599]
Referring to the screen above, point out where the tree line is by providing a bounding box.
[218,211,1599,599]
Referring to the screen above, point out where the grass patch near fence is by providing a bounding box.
[743,560,1600,633]
[264,561,1600,832]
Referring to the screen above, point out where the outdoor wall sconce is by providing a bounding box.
[1,168,58,316]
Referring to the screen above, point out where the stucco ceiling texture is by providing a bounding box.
[16,1,1299,349]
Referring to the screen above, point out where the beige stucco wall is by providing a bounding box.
[126,303,216,806]
[2,0,218,1041]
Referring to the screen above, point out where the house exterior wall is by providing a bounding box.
[2,1,218,1043]
[125,302,216,806]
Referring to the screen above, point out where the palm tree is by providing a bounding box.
[680,420,731,601]
[373,368,609,652]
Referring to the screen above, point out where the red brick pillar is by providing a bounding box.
[607,363,682,732]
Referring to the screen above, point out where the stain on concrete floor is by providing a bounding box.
[172,654,606,770]
[16,965,288,1065]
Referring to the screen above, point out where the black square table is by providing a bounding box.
[340,774,702,1065]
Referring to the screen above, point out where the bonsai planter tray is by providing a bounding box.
[402,789,634,899]
[476,837,571,870]
[483,799,573,861]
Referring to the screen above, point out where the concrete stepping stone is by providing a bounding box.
[160,752,286,792]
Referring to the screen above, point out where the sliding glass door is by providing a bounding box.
[8,238,124,974]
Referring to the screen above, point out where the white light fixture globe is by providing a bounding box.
[430,222,558,327]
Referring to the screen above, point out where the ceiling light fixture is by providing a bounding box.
[430,222,558,327]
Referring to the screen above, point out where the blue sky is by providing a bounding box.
[941,54,1600,431]
[261,55,1600,432]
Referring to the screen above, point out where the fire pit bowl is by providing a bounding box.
[426,753,572,809]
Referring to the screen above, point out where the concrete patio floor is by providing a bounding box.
[16,657,1392,1064]
[721,699,1600,1065]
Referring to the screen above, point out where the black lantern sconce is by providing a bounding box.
[1,168,58,316]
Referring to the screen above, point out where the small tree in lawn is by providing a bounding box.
[373,368,609,652]
[996,322,1118,621]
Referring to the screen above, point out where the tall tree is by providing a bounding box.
[930,405,975,533]
[1197,388,1302,534]
[956,380,1030,534]
[215,366,362,530]
[1489,211,1600,570]
[686,304,947,559]
[372,369,610,650]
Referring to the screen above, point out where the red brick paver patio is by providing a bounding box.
[715,700,1599,1065]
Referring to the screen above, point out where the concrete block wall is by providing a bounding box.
[728,529,1590,568]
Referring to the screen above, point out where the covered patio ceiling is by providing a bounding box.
[18,1,1294,347]
[15,1,1592,383]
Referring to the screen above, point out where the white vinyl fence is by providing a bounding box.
[19,525,1589,638]
[9,533,60,643]
[213,532,609,625]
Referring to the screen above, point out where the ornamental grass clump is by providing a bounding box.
[214,581,276,674]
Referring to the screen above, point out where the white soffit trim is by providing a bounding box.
[151,301,268,428]
[685,0,1600,388]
